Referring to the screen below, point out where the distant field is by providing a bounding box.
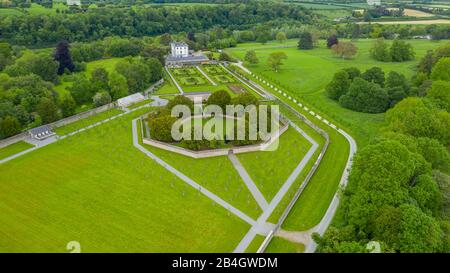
[359,19,450,24]
[0,141,34,161]
[227,38,445,146]
[403,8,434,17]
[0,3,68,16]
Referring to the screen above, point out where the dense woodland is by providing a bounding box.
[316,44,450,253]
[0,2,316,46]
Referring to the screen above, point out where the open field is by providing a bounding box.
[0,141,34,161]
[226,38,445,146]
[389,8,434,17]
[54,108,124,136]
[237,127,312,201]
[265,237,305,253]
[0,108,252,252]
[0,3,68,17]
[359,19,450,25]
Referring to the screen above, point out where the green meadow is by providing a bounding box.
[226,38,445,146]
[0,141,34,160]
[0,108,251,252]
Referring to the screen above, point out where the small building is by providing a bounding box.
[166,42,210,66]
[67,0,81,6]
[183,92,212,101]
[117,93,145,107]
[171,42,189,58]
[29,125,55,140]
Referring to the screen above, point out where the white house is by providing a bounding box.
[170,42,189,58]
[166,42,210,66]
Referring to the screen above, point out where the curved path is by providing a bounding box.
[231,62,357,253]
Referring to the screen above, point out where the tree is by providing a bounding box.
[276,32,287,43]
[370,38,391,62]
[115,58,152,93]
[231,92,259,107]
[426,80,450,112]
[37,98,59,124]
[140,45,167,64]
[362,67,385,87]
[298,32,313,50]
[148,115,177,142]
[0,42,12,71]
[69,75,96,104]
[339,78,389,113]
[418,50,435,75]
[219,52,233,62]
[0,116,21,138]
[93,91,112,107]
[397,204,443,252]
[390,39,415,62]
[146,57,163,82]
[60,94,76,118]
[326,70,351,100]
[430,57,450,81]
[331,42,357,59]
[206,90,231,111]
[255,25,271,44]
[187,32,195,42]
[109,71,128,100]
[166,95,194,113]
[5,52,59,82]
[343,67,361,80]
[326,34,339,49]
[385,97,450,145]
[416,137,450,173]
[54,41,75,75]
[91,68,109,91]
[267,52,287,72]
[159,33,172,46]
[244,50,259,65]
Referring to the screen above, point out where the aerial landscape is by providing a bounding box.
[0,0,449,260]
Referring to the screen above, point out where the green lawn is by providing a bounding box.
[237,127,312,201]
[0,108,250,252]
[54,108,124,136]
[245,235,265,253]
[0,141,34,161]
[128,99,153,109]
[141,143,262,220]
[85,58,123,74]
[226,38,445,146]
[265,237,304,253]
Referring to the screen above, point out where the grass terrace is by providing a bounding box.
[0,141,34,161]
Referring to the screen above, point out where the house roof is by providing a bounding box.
[29,125,52,135]
[166,54,209,63]
[171,42,188,47]
[117,93,145,106]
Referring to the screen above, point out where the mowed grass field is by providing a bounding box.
[0,108,251,252]
[226,39,445,146]
[237,127,312,201]
[0,141,34,160]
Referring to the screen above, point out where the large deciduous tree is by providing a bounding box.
[54,41,75,75]
[244,50,259,65]
[298,32,313,50]
[267,51,287,72]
